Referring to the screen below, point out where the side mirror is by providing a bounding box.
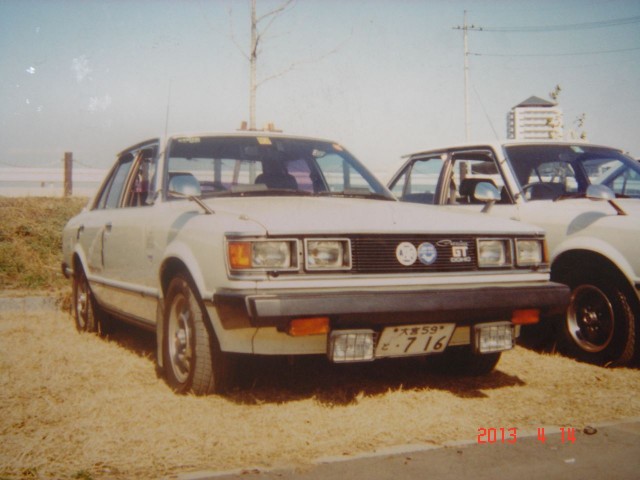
[586,184,626,215]
[474,182,501,213]
[586,184,615,201]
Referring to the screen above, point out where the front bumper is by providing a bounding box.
[211,282,570,330]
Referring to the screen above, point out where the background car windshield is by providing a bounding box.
[504,144,640,198]
[165,136,392,198]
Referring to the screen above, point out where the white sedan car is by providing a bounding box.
[389,140,640,366]
[62,132,568,394]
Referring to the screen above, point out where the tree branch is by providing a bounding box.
[226,3,249,60]
[256,29,351,87]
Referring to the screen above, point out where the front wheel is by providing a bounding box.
[558,271,635,366]
[163,274,233,394]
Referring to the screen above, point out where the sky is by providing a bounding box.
[1,0,639,179]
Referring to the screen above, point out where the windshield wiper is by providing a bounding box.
[315,189,394,201]
[168,190,214,214]
[204,187,314,198]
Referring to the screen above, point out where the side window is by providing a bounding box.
[95,154,135,210]
[449,153,508,204]
[392,156,445,204]
[124,147,159,207]
[600,164,640,197]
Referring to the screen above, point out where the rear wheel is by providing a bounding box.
[163,274,233,394]
[558,269,635,366]
[73,267,99,333]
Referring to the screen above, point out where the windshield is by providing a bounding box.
[164,135,394,200]
[504,144,640,199]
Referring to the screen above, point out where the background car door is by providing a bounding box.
[390,149,522,222]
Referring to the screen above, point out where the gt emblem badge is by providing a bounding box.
[396,242,417,266]
[418,242,437,265]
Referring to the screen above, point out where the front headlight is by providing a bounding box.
[305,239,351,270]
[228,239,297,271]
[515,239,544,266]
[477,239,512,267]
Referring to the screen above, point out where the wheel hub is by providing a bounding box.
[168,297,192,383]
[567,284,614,353]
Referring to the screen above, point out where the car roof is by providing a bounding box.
[403,139,619,158]
[117,131,343,157]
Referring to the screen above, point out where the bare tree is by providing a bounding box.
[230,0,347,130]
[549,84,587,140]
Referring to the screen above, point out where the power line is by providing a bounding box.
[471,46,640,57]
[480,15,640,32]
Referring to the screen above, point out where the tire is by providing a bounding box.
[558,270,635,366]
[428,346,501,376]
[162,274,233,395]
[72,267,100,334]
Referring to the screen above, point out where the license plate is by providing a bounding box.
[375,323,455,358]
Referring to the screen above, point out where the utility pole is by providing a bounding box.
[249,0,258,130]
[453,11,483,142]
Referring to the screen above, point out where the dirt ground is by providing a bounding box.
[1,306,640,480]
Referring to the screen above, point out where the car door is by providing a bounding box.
[79,151,137,308]
[99,144,161,325]
[390,148,522,223]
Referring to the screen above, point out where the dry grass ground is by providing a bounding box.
[1,306,640,480]
[0,197,87,291]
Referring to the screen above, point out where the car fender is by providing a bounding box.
[160,240,209,298]
[70,243,89,278]
[551,235,638,293]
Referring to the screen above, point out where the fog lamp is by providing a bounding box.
[328,330,375,363]
[474,322,515,353]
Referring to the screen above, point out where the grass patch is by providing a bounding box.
[1,309,640,479]
[0,197,87,290]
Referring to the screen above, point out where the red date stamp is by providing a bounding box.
[477,427,576,444]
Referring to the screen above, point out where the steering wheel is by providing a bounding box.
[521,182,557,199]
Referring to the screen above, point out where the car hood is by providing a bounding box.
[603,198,640,216]
[524,197,640,221]
[206,196,544,236]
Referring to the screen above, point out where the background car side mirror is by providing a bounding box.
[586,185,627,216]
[474,182,501,213]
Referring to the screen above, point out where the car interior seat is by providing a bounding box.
[458,178,497,204]
[255,161,298,190]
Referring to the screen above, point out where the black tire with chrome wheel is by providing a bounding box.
[163,274,233,395]
[558,268,635,366]
[72,267,100,334]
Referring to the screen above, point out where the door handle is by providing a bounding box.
[76,225,84,240]
[105,222,112,232]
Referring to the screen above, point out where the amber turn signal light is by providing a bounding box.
[511,309,539,325]
[228,241,252,269]
[287,317,330,336]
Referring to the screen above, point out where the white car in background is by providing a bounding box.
[389,140,640,366]
[62,132,569,395]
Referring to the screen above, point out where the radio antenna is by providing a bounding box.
[164,79,172,138]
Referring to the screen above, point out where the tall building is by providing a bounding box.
[507,95,563,140]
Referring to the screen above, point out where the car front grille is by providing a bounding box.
[349,235,480,273]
